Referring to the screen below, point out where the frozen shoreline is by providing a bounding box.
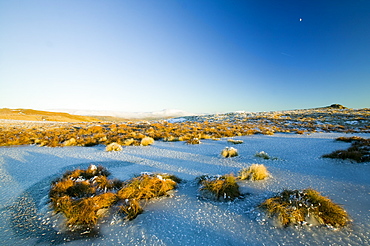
[1,133,369,245]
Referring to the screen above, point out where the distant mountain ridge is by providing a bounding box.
[0,108,101,122]
[52,108,197,119]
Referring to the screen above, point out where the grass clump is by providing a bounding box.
[117,173,178,220]
[323,136,370,162]
[49,165,117,231]
[260,188,350,228]
[186,138,201,144]
[50,165,179,231]
[238,164,270,181]
[140,136,155,146]
[254,151,278,160]
[221,147,238,158]
[198,174,241,201]
[105,142,123,152]
[227,139,243,144]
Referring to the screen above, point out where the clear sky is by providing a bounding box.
[1,0,369,114]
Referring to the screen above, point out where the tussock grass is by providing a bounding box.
[323,136,370,162]
[119,199,143,220]
[260,189,350,228]
[186,138,201,144]
[336,136,364,143]
[49,165,117,231]
[2,106,369,147]
[227,139,243,144]
[140,136,154,146]
[221,147,238,157]
[105,142,123,152]
[63,138,77,146]
[122,138,135,146]
[238,164,270,181]
[255,151,271,159]
[117,173,178,220]
[117,173,177,200]
[254,151,278,160]
[198,174,241,201]
[50,166,179,231]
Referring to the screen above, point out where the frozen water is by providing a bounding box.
[0,133,369,245]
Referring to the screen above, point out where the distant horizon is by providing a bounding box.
[1,102,366,118]
[1,1,369,113]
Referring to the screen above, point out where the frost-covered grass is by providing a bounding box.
[238,164,270,181]
[49,165,179,231]
[221,147,238,157]
[322,136,370,162]
[198,174,241,201]
[105,142,123,152]
[254,151,278,160]
[260,189,350,228]
[227,139,243,144]
[49,165,117,231]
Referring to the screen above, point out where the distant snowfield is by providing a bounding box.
[1,133,370,245]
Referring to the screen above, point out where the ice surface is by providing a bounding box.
[0,133,369,245]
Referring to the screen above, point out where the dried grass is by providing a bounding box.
[227,139,243,144]
[260,189,350,228]
[238,164,270,181]
[140,137,155,146]
[199,174,241,201]
[221,147,238,158]
[105,142,123,151]
[323,137,370,162]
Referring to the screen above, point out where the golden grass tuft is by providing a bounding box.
[117,173,178,220]
[122,138,135,146]
[63,138,77,146]
[117,174,177,201]
[119,199,143,221]
[49,165,119,231]
[238,164,270,181]
[260,189,350,228]
[199,174,241,201]
[140,136,155,146]
[105,142,123,151]
[221,147,238,158]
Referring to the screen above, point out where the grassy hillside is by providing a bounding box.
[0,108,102,122]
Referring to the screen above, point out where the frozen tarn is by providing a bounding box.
[0,133,370,245]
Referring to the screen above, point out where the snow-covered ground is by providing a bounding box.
[0,133,369,245]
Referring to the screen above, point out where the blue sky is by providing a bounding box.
[1,0,369,114]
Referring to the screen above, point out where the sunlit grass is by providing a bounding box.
[50,167,180,230]
[260,189,350,228]
[221,147,238,157]
[198,174,241,201]
[238,164,270,181]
